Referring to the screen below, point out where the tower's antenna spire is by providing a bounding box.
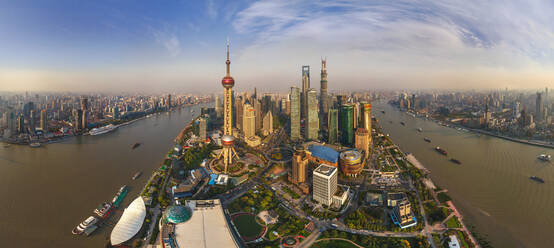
[226,37,231,76]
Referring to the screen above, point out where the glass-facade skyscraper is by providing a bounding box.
[320,59,329,115]
[301,65,310,119]
[328,108,338,144]
[306,88,319,140]
[340,104,354,146]
[290,87,301,141]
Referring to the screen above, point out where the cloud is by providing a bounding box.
[206,0,218,19]
[230,0,554,89]
[152,29,181,57]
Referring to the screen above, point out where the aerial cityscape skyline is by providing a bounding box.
[1,1,554,248]
[2,0,554,92]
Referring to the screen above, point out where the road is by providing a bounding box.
[313,238,365,248]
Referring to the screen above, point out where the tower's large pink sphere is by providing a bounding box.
[222,76,235,88]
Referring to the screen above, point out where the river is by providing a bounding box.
[374,101,554,248]
[0,104,206,248]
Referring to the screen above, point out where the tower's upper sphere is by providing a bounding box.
[222,75,235,88]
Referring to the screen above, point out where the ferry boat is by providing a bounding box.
[450,158,462,164]
[538,154,552,161]
[530,176,545,183]
[111,185,128,208]
[72,216,98,235]
[83,225,98,236]
[435,147,447,155]
[424,138,431,143]
[89,124,117,136]
[29,142,41,148]
[131,142,141,149]
[93,202,112,219]
[132,171,142,180]
[417,128,423,132]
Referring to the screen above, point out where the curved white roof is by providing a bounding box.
[110,196,146,245]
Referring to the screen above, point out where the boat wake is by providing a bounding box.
[478,208,491,217]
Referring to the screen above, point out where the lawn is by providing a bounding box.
[445,216,463,229]
[233,213,265,241]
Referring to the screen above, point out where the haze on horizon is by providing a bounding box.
[1,0,553,93]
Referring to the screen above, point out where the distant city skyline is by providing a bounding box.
[2,0,554,92]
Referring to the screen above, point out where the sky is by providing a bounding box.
[0,0,553,93]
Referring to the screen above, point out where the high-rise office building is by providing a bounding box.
[340,104,354,146]
[216,41,239,173]
[361,102,372,131]
[306,88,319,140]
[361,102,372,146]
[536,92,544,121]
[320,59,329,115]
[290,87,301,141]
[352,103,359,129]
[513,102,521,118]
[17,114,25,134]
[40,109,47,131]
[301,65,310,119]
[254,99,262,133]
[280,98,288,115]
[312,164,337,206]
[7,111,15,134]
[23,102,35,119]
[81,98,88,130]
[355,128,370,158]
[262,94,272,115]
[235,97,243,130]
[291,151,308,184]
[262,110,273,136]
[546,87,549,111]
[215,95,222,118]
[198,117,207,141]
[243,103,255,137]
[29,110,36,133]
[167,94,172,108]
[328,108,338,144]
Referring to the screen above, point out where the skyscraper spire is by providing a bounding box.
[320,57,329,116]
[222,38,235,88]
[226,38,231,76]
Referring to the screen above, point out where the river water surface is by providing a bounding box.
[375,101,553,248]
[0,104,205,248]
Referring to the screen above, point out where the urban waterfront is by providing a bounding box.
[375,101,554,248]
[0,104,206,248]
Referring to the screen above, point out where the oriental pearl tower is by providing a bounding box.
[216,40,239,173]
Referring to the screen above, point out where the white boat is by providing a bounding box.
[72,216,98,235]
[89,124,117,136]
[538,154,552,162]
[29,142,41,148]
